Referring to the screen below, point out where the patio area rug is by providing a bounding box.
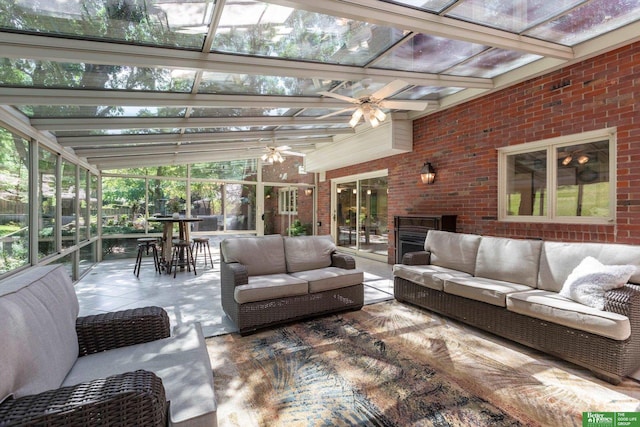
[206,300,640,427]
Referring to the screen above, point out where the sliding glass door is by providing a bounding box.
[333,171,388,260]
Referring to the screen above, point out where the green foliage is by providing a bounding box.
[286,219,310,236]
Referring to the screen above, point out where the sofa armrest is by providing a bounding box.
[0,370,167,427]
[220,261,249,287]
[402,251,431,265]
[76,306,170,356]
[331,252,356,270]
[604,284,640,318]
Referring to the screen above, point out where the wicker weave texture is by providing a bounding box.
[76,306,171,356]
[0,370,167,427]
[394,277,640,383]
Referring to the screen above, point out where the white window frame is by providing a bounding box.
[278,187,298,215]
[497,128,616,224]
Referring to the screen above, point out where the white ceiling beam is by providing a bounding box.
[0,33,493,89]
[31,116,352,131]
[93,150,267,170]
[58,128,354,147]
[271,0,574,59]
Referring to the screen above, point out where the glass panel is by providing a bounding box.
[505,150,547,217]
[336,183,357,249]
[191,182,223,232]
[0,0,212,49]
[223,183,256,231]
[526,1,640,46]
[0,58,196,92]
[149,178,187,219]
[79,242,96,277]
[17,105,187,118]
[78,168,89,242]
[189,107,296,118]
[89,174,98,238]
[359,177,388,256]
[447,48,542,78]
[53,129,183,138]
[212,0,406,66]
[373,33,487,73]
[61,159,77,249]
[198,72,340,96]
[446,0,584,33]
[391,85,462,100]
[556,140,610,217]
[0,127,29,274]
[191,160,258,181]
[102,176,148,234]
[384,0,455,13]
[38,146,57,259]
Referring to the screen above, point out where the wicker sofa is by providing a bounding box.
[0,264,216,426]
[220,234,364,335]
[393,230,640,384]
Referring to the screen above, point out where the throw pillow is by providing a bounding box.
[559,256,636,310]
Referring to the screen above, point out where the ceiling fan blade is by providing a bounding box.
[378,99,429,111]
[371,80,408,100]
[276,145,292,151]
[317,91,360,104]
[315,107,357,120]
[282,150,306,157]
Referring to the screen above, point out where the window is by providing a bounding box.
[279,188,298,215]
[498,129,615,224]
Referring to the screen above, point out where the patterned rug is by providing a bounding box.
[206,301,640,426]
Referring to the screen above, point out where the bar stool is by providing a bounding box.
[133,238,161,277]
[169,239,197,278]
[192,237,214,269]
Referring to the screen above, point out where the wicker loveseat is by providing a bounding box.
[220,234,364,335]
[0,264,216,426]
[393,230,640,384]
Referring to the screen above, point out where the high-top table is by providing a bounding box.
[148,217,202,271]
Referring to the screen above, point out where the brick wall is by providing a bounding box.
[320,41,640,263]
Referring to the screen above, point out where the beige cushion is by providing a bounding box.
[475,236,542,288]
[425,230,481,275]
[393,264,472,291]
[539,241,640,292]
[0,264,79,401]
[290,267,363,293]
[507,289,630,340]
[444,277,533,307]
[235,274,308,304]
[221,235,286,276]
[63,322,217,427]
[284,235,335,273]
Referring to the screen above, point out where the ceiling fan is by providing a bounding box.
[317,79,429,128]
[261,145,305,164]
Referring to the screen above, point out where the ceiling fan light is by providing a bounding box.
[374,108,386,122]
[261,153,268,161]
[370,117,380,128]
[349,108,364,127]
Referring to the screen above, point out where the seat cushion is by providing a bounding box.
[235,273,308,304]
[475,236,542,288]
[63,323,217,427]
[221,235,286,276]
[283,235,336,273]
[425,230,481,275]
[393,264,472,291]
[0,264,79,401]
[507,289,630,340]
[290,267,363,293]
[444,276,533,307]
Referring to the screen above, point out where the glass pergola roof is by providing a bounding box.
[1,0,639,169]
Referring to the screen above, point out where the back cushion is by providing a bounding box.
[539,241,640,292]
[284,235,335,273]
[475,236,543,288]
[0,264,79,401]
[221,235,286,276]
[425,230,481,275]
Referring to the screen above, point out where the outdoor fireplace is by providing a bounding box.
[394,215,457,263]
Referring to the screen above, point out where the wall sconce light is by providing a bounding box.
[304,188,313,196]
[420,162,436,184]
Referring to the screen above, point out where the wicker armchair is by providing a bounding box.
[0,307,170,427]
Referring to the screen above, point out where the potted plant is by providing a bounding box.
[167,198,181,219]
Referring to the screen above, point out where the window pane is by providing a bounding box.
[79,242,97,278]
[89,174,98,238]
[39,146,57,259]
[191,182,223,232]
[191,160,257,181]
[506,150,547,217]
[61,159,77,249]
[0,127,29,274]
[556,140,610,217]
[102,176,147,234]
[224,183,256,231]
[78,168,89,242]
